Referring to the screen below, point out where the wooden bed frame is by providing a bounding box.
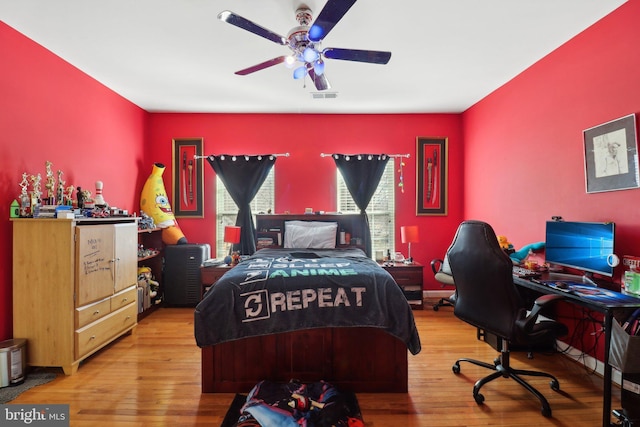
[201,327,408,393]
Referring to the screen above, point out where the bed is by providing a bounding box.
[195,221,421,393]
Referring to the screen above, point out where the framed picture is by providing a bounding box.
[416,137,448,215]
[172,138,204,217]
[584,114,639,193]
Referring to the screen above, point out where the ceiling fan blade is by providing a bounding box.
[235,56,287,75]
[308,0,357,42]
[218,10,287,45]
[306,64,331,91]
[323,48,391,64]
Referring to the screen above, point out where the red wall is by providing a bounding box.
[0,22,148,340]
[147,113,465,270]
[462,0,640,359]
[463,0,639,276]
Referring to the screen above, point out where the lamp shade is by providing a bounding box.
[223,226,241,244]
[401,226,419,244]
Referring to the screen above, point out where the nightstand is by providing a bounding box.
[200,264,234,299]
[380,262,424,309]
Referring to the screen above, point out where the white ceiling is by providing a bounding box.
[0,0,627,114]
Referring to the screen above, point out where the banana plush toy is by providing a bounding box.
[140,163,187,245]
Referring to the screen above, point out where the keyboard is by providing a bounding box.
[512,266,541,278]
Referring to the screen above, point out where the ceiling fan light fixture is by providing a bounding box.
[308,24,324,42]
[293,66,307,79]
[284,55,297,68]
[303,46,319,63]
[313,59,325,76]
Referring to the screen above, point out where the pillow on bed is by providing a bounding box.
[284,221,338,249]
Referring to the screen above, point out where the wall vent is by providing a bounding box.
[311,92,338,99]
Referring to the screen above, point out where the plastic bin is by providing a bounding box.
[0,338,27,387]
[610,321,640,424]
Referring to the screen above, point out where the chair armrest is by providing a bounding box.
[430,258,444,275]
[519,294,565,332]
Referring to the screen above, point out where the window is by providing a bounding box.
[337,160,395,258]
[215,170,275,258]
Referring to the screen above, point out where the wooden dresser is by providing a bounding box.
[12,217,138,375]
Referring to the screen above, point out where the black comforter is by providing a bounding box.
[194,248,421,355]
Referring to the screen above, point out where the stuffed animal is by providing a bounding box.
[140,163,187,245]
[138,266,159,299]
[510,242,545,264]
[497,235,513,251]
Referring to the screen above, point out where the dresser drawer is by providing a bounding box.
[76,298,111,329]
[111,286,137,311]
[75,303,137,359]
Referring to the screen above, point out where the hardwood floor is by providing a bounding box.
[11,301,620,426]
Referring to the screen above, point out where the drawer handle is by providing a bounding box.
[90,335,96,341]
[93,310,100,315]
[126,316,131,320]
[122,298,128,302]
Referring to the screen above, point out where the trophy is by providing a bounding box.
[56,170,65,205]
[45,161,55,205]
[19,173,30,217]
[65,185,75,206]
[29,173,42,216]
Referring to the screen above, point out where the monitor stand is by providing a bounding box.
[545,271,598,287]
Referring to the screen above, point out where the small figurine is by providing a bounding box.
[94,180,107,207]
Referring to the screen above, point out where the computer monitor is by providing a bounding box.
[545,221,616,279]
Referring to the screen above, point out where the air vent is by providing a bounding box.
[311,92,338,99]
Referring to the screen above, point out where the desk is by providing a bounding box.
[513,274,640,427]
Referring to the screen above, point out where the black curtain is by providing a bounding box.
[333,154,390,257]
[207,154,276,255]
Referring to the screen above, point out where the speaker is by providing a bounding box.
[164,243,211,306]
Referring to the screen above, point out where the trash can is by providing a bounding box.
[0,338,27,387]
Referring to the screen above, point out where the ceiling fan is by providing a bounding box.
[218,0,391,91]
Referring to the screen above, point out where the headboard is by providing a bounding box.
[255,214,370,256]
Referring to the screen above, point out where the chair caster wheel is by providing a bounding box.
[474,392,485,405]
[452,363,460,374]
[550,379,560,391]
[433,305,439,311]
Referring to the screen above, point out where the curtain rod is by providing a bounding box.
[320,153,410,158]
[194,153,290,159]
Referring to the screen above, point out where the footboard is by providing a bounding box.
[201,327,408,393]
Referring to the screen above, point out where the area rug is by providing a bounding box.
[220,381,364,427]
[0,371,57,403]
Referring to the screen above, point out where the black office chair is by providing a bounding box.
[446,220,568,417]
[431,255,456,311]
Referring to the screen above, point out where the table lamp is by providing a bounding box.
[223,225,241,256]
[400,225,419,264]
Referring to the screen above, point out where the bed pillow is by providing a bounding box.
[284,221,338,249]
